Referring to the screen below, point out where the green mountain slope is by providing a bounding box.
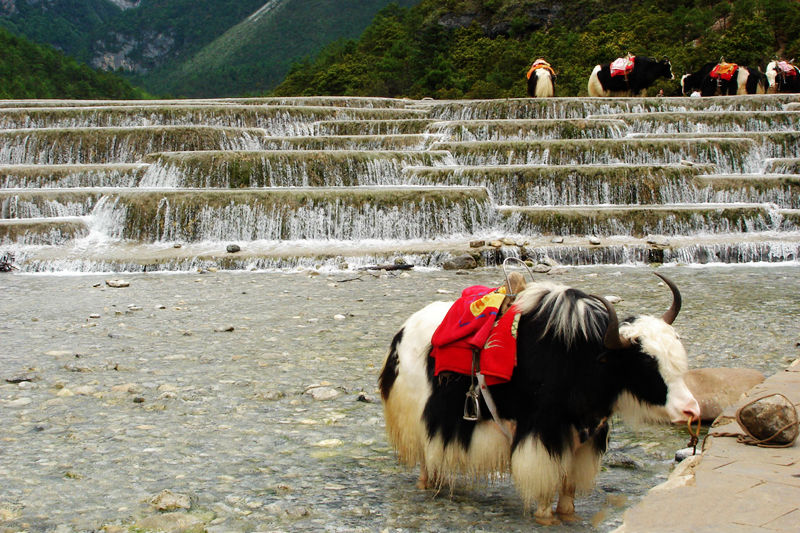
[273,0,800,98]
[138,0,420,97]
[0,0,267,74]
[0,0,121,62]
[0,27,145,99]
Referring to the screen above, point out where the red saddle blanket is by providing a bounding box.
[778,61,798,76]
[431,285,520,386]
[610,55,635,77]
[711,62,738,80]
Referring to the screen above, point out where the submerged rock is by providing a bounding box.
[105,279,130,288]
[306,386,340,401]
[603,451,643,470]
[675,447,697,462]
[149,489,191,512]
[443,254,477,270]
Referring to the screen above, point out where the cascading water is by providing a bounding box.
[0,94,799,272]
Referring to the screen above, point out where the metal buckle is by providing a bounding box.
[463,387,481,421]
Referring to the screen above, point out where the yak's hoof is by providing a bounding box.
[556,511,581,523]
[534,515,561,526]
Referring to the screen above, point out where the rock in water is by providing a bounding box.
[306,386,340,401]
[674,447,696,462]
[149,489,191,511]
[684,367,765,421]
[737,393,798,445]
[226,243,241,253]
[442,254,477,270]
[105,279,130,288]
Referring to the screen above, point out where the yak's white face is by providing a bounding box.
[766,61,778,88]
[616,315,700,424]
[666,60,675,80]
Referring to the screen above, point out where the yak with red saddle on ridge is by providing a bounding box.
[766,59,800,93]
[681,60,767,96]
[587,55,673,97]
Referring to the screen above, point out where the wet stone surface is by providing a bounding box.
[0,265,798,532]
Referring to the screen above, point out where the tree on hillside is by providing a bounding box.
[273,0,800,98]
[0,28,145,99]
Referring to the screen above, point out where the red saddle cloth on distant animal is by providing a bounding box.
[777,61,798,76]
[710,62,739,80]
[610,55,635,77]
[431,285,520,386]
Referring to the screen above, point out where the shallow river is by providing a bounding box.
[1,265,798,532]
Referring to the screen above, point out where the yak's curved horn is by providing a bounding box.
[594,295,633,350]
[654,272,681,325]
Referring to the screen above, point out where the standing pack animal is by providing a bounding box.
[587,56,674,97]
[526,58,556,97]
[681,61,767,96]
[379,274,700,525]
[766,60,800,93]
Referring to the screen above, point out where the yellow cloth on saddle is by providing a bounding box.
[527,59,554,79]
[711,62,738,81]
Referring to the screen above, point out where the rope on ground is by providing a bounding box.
[705,393,799,449]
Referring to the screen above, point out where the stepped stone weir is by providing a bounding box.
[0,104,426,132]
[629,131,800,159]
[0,126,270,164]
[142,150,453,188]
[1,94,799,272]
[765,158,800,174]
[499,204,792,237]
[0,216,88,245]
[426,95,800,121]
[315,119,438,136]
[603,111,800,133]
[426,119,627,141]
[0,96,414,109]
[0,164,148,188]
[405,164,712,205]
[2,187,494,241]
[254,134,434,151]
[432,138,759,171]
[694,174,800,208]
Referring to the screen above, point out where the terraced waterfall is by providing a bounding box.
[2,95,800,272]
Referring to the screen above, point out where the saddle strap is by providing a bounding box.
[477,372,514,442]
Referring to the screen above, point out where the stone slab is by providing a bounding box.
[616,359,800,533]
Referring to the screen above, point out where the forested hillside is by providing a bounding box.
[142,0,420,97]
[0,27,145,99]
[0,0,420,98]
[273,0,800,98]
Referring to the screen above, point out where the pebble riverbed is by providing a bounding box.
[1,265,798,533]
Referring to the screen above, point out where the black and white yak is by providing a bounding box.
[587,56,673,97]
[526,59,556,98]
[379,274,700,525]
[681,61,768,96]
[766,60,800,93]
